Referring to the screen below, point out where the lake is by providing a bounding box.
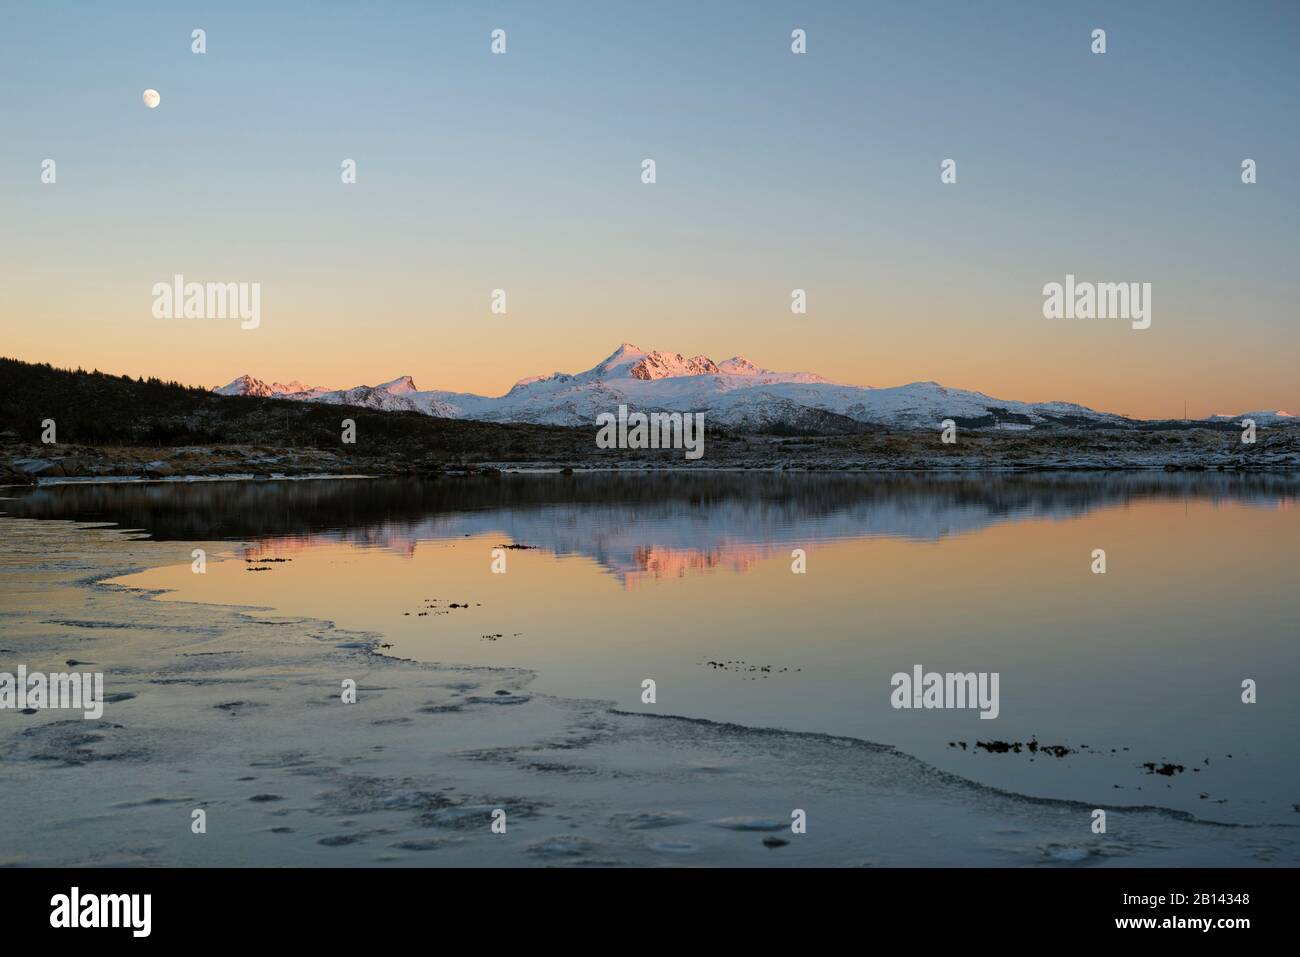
[6,471,1298,828]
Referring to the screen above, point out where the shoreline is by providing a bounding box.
[8,458,1300,492]
[4,426,1299,487]
[2,515,1297,866]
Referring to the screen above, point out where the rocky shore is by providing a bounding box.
[2,426,1298,486]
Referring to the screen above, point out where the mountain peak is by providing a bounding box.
[600,343,645,363]
[376,375,418,395]
[214,375,328,398]
[271,379,311,394]
[628,351,720,380]
[215,374,274,397]
[718,356,763,376]
[586,343,650,379]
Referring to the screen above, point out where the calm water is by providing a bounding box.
[6,472,1299,825]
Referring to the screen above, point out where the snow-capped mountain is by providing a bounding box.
[213,375,279,398]
[1206,410,1295,426]
[214,375,330,400]
[213,343,1287,432]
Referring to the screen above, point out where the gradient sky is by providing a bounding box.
[2,0,1297,418]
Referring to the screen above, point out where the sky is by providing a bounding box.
[1,0,1297,418]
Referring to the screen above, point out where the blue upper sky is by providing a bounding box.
[1,0,1296,417]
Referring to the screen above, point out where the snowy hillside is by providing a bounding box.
[214,343,1291,432]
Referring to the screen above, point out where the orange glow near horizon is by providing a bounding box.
[4,290,1296,421]
[2,3,1296,422]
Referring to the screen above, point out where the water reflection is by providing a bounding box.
[8,472,1299,822]
[5,472,1296,587]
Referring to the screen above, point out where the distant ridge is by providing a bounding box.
[214,343,1296,432]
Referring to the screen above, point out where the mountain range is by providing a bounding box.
[215,343,1294,433]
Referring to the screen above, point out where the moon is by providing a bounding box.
[142,89,160,109]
